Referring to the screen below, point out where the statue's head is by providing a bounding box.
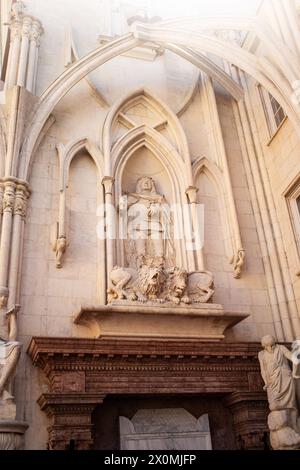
[261,335,276,352]
[136,177,157,195]
[0,287,9,309]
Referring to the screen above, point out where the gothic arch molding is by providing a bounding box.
[18,19,300,181]
[193,156,244,276]
[112,125,191,271]
[151,16,300,81]
[132,24,300,127]
[103,88,191,181]
[53,138,104,269]
[57,137,104,191]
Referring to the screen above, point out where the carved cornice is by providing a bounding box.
[38,393,106,416]
[28,338,266,398]
[28,337,264,368]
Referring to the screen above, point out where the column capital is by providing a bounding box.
[185,186,198,204]
[102,176,115,195]
[2,181,16,214]
[0,179,30,216]
[14,184,30,218]
[9,2,43,43]
[30,19,44,46]
[0,177,30,189]
[21,16,33,39]
[10,18,23,41]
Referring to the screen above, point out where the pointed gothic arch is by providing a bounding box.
[103,88,192,182]
[18,15,300,180]
[57,137,104,191]
[193,156,243,269]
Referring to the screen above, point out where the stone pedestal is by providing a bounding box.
[0,421,28,450]
[74,303,249,342]
[268,410,300,450]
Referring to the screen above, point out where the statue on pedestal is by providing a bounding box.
[259,335,300,450]
[108,176,214,305]
[0,287,22,411]
[125,176,174,270]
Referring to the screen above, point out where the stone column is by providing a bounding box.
[38,394,106,450]
[186,186,204,272]
[0,180,16,292]
[102,177,115,301]
[16,16,32,87]
[8,182,30,305]
[0,182,4,235]
[5,2,43,93]
[5,13,22,89]
[26,19,43,94]
[224,392,269,450]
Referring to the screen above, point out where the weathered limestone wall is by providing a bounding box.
[1,0,299,450]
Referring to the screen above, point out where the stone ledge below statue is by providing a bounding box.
[0,421,28,450]
[74,303,249,342]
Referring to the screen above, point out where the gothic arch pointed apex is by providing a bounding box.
[102,88,191,176]
[112,124,189,190]
[57,137,104,191]
[192,156,224,193]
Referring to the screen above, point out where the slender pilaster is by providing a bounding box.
[102,177,115,302]
[201,73,245,277]
[5,15,22,89]
[17,16,32,87]
[185,186,204,271]
[5,2,43,93]
[8,182,30,305]
[0,180,16,291]
[26,19,43,94]
[0,183,4,236]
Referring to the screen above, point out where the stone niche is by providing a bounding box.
[48,86,250,341]
[119,409,212,450]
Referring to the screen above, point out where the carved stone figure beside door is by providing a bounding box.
[0,294,22,414]
[259,335,300,450]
